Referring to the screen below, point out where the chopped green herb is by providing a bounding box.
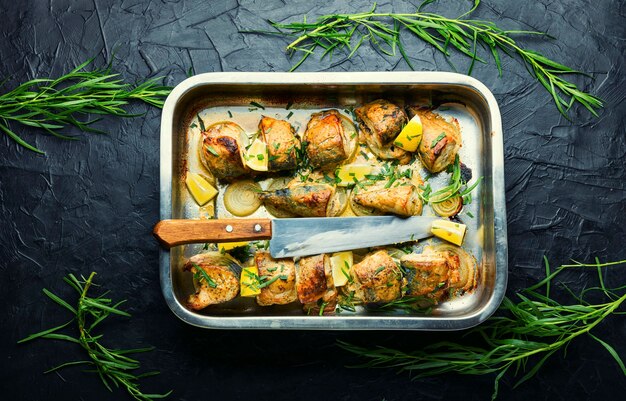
[285,101,293,110]
[250,101,265,110]
[374,266,386,275]
[205,145,219,157]
[430,132,446,148]
[197,114,206,131]
[286,111,293,119]
[192,262,218,288]
[258,275,281,289]
[257,154,264,160]
[227,110,233,118]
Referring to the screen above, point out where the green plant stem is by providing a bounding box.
[339,259,626,400]
[18,272,171,401]
[254,0,602,118]
[0,58,172,154]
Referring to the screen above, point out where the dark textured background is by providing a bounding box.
[1,0,625,400]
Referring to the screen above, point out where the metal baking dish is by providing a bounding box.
[159,72,507,330]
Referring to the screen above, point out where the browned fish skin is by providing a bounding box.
[356,100,411,164]
[200,121,249,179]
[400,252,450,300]
[259,116,300,171]
[183,253,241,310]
[346,250,402,304]
[255,252,297,306]
[259,182,334,217]
[297,254,338,315]
[304,110,348,169]
[296,254,328,304]
[353,182,422,216]
[406,106,461,173]
[355,99,408,147]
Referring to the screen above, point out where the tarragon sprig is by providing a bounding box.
[250,0,602,118]
[339,258,626,400]
[0,58,172,154]
[18,272,172,401]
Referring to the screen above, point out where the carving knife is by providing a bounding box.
[153,216,442,258]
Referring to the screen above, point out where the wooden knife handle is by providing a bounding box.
[153,219,272,249]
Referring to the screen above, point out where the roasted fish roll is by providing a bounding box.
[355,99,408,147]
[356,99,411,164]
[255,252,298,306]
[406,106,461,173]
[183,252,242,310]
[297,254,338,315]
[259,116,300,171]
[346,250,403,304]
[304,110,353,169]
[200,121,249,179]
[259,182,335,217]
[400,252,450,300]
[352,182,422,216]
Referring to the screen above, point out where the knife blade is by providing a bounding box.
[153,216,439,258]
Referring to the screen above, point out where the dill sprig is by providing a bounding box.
[18,272,172,401]
[0,58,172,154]
[252,0,602,118]
[339,258,626,400]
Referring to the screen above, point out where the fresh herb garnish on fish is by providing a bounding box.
[192,262,218,288]
[246,0,602,118]
[18,272,171,401]
[340,258,626,400]
[0,58,171,154]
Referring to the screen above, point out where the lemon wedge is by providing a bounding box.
[330,251,353,287]
[431,219,467,246]
[240,266,261,297]
[219,241,249,252]
[335,164,374,187]
[245,138,268,171]
[394,114,423,152]
[185,172,218,206]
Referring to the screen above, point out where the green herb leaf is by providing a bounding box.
[245,1,602,118]
[18,272,171,400]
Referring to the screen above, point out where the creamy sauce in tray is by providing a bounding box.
[179,103,484,316]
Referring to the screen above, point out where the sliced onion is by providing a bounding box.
[223,180,262,217]
[326,187,348,217]
[340,115,359,163]
[429,243,477,293]
[431,194,463,217]
[264,177,296,218]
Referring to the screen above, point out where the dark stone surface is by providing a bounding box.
[1,0,624,400]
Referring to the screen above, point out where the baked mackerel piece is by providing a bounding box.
[303,109,355,169]
[259,182,335,217]
[259,116,300,171]
[400,252,452,301]
[346,250,403,304]
[355,99,411,164]
[200,121,250,179]
[406,106,461,173]
[183,252,242,310]
[352,180,423,217]
[296,254,338,315]
[254,252,298,306]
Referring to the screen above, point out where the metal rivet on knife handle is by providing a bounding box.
[225,225,233,233]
